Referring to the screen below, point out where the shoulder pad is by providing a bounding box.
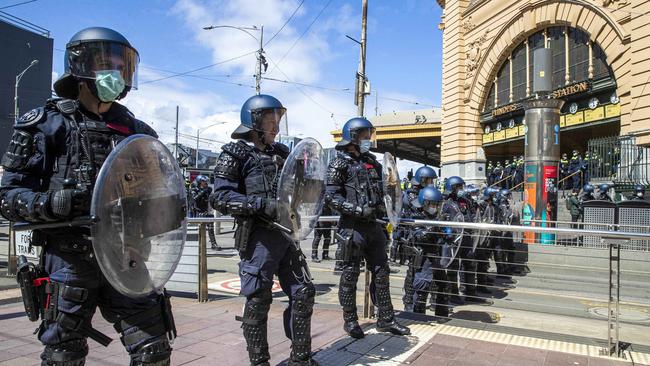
[132,118,158,138]
[14,107,46,128]
[222,141,252,160]
[271,142,290,158]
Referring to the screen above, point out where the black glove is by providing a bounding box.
[49,188,90,219]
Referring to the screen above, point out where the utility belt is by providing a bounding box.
[17,254,177,347]
[16,255,112,346]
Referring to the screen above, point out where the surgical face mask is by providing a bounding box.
[471,194,478,201]
[94,70,125,102]
[359,139,372,153]
[637,192,643,198]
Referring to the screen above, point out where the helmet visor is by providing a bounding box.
[65,41,139,88]
[252,107,288,135]
[421,176,436,187]
[423,200,443,216]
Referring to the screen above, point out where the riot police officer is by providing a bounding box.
[0,27,175,365]
[495,189,515,275]
[630,185,646,201]
[400,165,436,311]
[191,175,219,250]
[410,186,450,317]
[443,177,489,304]
[210,94,318,365]
[596,183,613,202]
[311,204,334,262]
[581,184,597,202]
[476,187,499,295]
[325,117,410,339]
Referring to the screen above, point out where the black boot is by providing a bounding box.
[321,252,330,261]
[311,253,321,263]
[376,317,411,336]
[343,319,365,339]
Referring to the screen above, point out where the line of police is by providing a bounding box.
[392,169,520,317]
[0,27,416,366]
[486,157,524,189]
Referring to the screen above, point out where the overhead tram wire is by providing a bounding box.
[139,65,255,89]
[140,49,258,85]
[261,76,440,108]
[268,0,333,74]
[263,0,305,47]
[0,0,37,10]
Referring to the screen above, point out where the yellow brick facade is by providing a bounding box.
[438,0,650,179]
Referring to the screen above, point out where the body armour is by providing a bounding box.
[211,140,290,214]
[325,151,385,220]
[0,99,157,229]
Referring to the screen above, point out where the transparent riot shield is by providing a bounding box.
[440,200,464,268]
[91,135,187,298]
[383,152,402,228]
[276,138,326,241]
[473,204,495,251]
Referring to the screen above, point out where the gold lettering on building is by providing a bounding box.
[550,81,589,99]
[491,104,521,118]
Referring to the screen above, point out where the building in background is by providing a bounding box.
[437,0,650,185]
[0,13,53,154]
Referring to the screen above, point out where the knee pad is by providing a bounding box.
[40,339,88,366]
[114,299,174,356]
[129,336,172,366]
[293,284,315,317]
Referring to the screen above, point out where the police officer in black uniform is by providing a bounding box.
[191,175,220,250]
[596,183,613,202]
[210,95,318,366]
[325,117,410,339]
[630,185,646,201]
[410,186,450,317]
[311,204,333,262]
[495,189,515,275]
[400,166,437,311]
[0,27,175,366]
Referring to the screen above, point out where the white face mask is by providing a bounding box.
[637,192,644,197]
[359,139,372,153]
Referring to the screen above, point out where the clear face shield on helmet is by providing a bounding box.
[252,107,288,144]
[353,127,377,153]
[420,176,436,187]
[65,41,139,102]
[422,200,443,217]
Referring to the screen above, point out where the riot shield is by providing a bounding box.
[91,135,187,298]
[473,204,495,250]
[277,138,326,241]
[440,200,464,268]
[382,152,402,228]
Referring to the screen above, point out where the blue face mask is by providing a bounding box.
[359,139,372,153]
[95,70,126,102]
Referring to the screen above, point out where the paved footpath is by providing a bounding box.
[0,294,647,366]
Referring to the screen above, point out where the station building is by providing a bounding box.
[437,0,650,185]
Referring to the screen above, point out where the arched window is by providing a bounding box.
[482,27,614,113]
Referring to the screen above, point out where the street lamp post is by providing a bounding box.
[195,122,227,168]
[203,25,265,94]
[14,59,39,121]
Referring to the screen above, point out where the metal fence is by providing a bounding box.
[186,215,650,359]
[588,135,650,187]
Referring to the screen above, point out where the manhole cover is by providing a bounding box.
[588,307,650,322]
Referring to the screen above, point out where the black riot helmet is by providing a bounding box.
[54,27,139,101]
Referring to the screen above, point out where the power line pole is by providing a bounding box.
[174,105,179,159]
[255,25,265,95]
[356,0,368,117]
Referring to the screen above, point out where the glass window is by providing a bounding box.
[569,28,590,83]
[496,61,510,106]
[512,43,527,100]
[484,83,495,113]
[592,42,610,80]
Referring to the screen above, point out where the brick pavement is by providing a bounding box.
[0,294,646,366]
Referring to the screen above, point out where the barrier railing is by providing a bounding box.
[182,216,650,358]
